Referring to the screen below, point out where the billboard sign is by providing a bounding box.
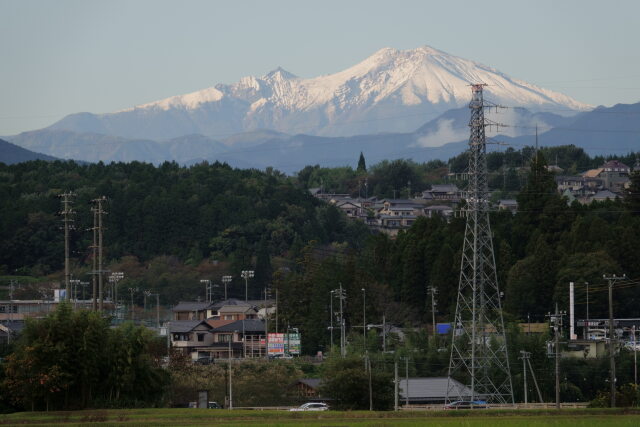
[267,332,301,355]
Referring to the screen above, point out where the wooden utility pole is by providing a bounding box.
[92,197,107,311]
[520,351,528,405]
[394,359,399,411]
[555,304,560,409]
[427,286,438,339]
[604,274,625,407]
[90,206,98,310]
[547,304,564,409]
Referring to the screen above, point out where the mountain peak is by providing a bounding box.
[264,67,297,80]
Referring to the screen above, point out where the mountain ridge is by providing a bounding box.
[45,45,591,140]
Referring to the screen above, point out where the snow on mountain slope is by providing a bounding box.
[47,46,591,139]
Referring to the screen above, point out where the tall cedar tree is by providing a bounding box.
[357,152,367,173]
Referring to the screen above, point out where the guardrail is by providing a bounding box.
[400,402,590,410]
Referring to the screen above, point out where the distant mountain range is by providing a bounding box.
[4,45,638,171]
[6,102,639,173]
[44,46,589,139]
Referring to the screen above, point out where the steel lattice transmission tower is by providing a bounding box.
[446,84,514,404]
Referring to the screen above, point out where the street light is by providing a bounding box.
[70,279,80,308]
[222,275,232,300]
[144,290,161,328]
[241,270,254,302]
[109,272,124,318]
[128,287,139,321]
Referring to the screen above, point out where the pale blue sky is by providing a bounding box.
[1,0,639,135]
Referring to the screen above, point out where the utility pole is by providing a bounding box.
[200,279,212,303]
[92,196,107,311]
[333,284,347,357]
[128,287,138,321]
[405,357,410,407]
[427,286,438,338]
[519,351,529,405]
[585,282,590,340]
[264,287,269,359]
[228,336,233,410]
[604,273,625,407]
[109,272,123,319]
[59,192,75,301]
[329,290,334,353]
[555,305,560,409]
[394,359,399,411]
[7,281,15,344]
[222,275,232,300]
[365,353,373,411]
[361,288,366,352]
[447,84,513,405]
[90,207,98,311]
[382,315,386,352]
[633,325,638,385]
[156,292,160,328]
[547,304,565,409]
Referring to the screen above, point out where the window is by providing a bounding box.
[197,333,205,342]
[218,333,232,343]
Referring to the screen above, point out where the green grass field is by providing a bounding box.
[2,408,640,426]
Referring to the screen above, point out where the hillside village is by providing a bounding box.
[312,158,638,235]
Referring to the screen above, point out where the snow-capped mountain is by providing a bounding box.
[48,46,590,139]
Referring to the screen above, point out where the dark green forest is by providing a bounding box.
[2,145,640,408]
[1,146,640,344]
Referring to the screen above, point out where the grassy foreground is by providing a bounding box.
[2,408,640,426]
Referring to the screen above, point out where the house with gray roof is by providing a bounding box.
[172,301,212,321]
[422,184,461,202]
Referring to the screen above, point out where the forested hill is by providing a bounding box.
[0,138,59,164]
[0,160,368,280]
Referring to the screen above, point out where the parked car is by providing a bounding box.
[269,353,294,360]
[207,401,222,409]
[444,400,488,410]
[289,402,329,411]
[195,356,214,365]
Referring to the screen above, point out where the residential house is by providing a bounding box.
[424,205,454,219]
[217,304,258,321]
[498,199,518,214]
[422,184,461,202]
[334,200,362,218]
[208,319,266,359]
[582,160,630,193]
[292,378,325,400]
[562,339,608,359]
[0,320,25,344]
[169,320,215,359]
[579,189,619,204]
[556,175,603,199]
[0,299,94,321]
[172,301,211,321]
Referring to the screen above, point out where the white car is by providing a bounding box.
[624,341,640,351]
[289,402,329,411]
